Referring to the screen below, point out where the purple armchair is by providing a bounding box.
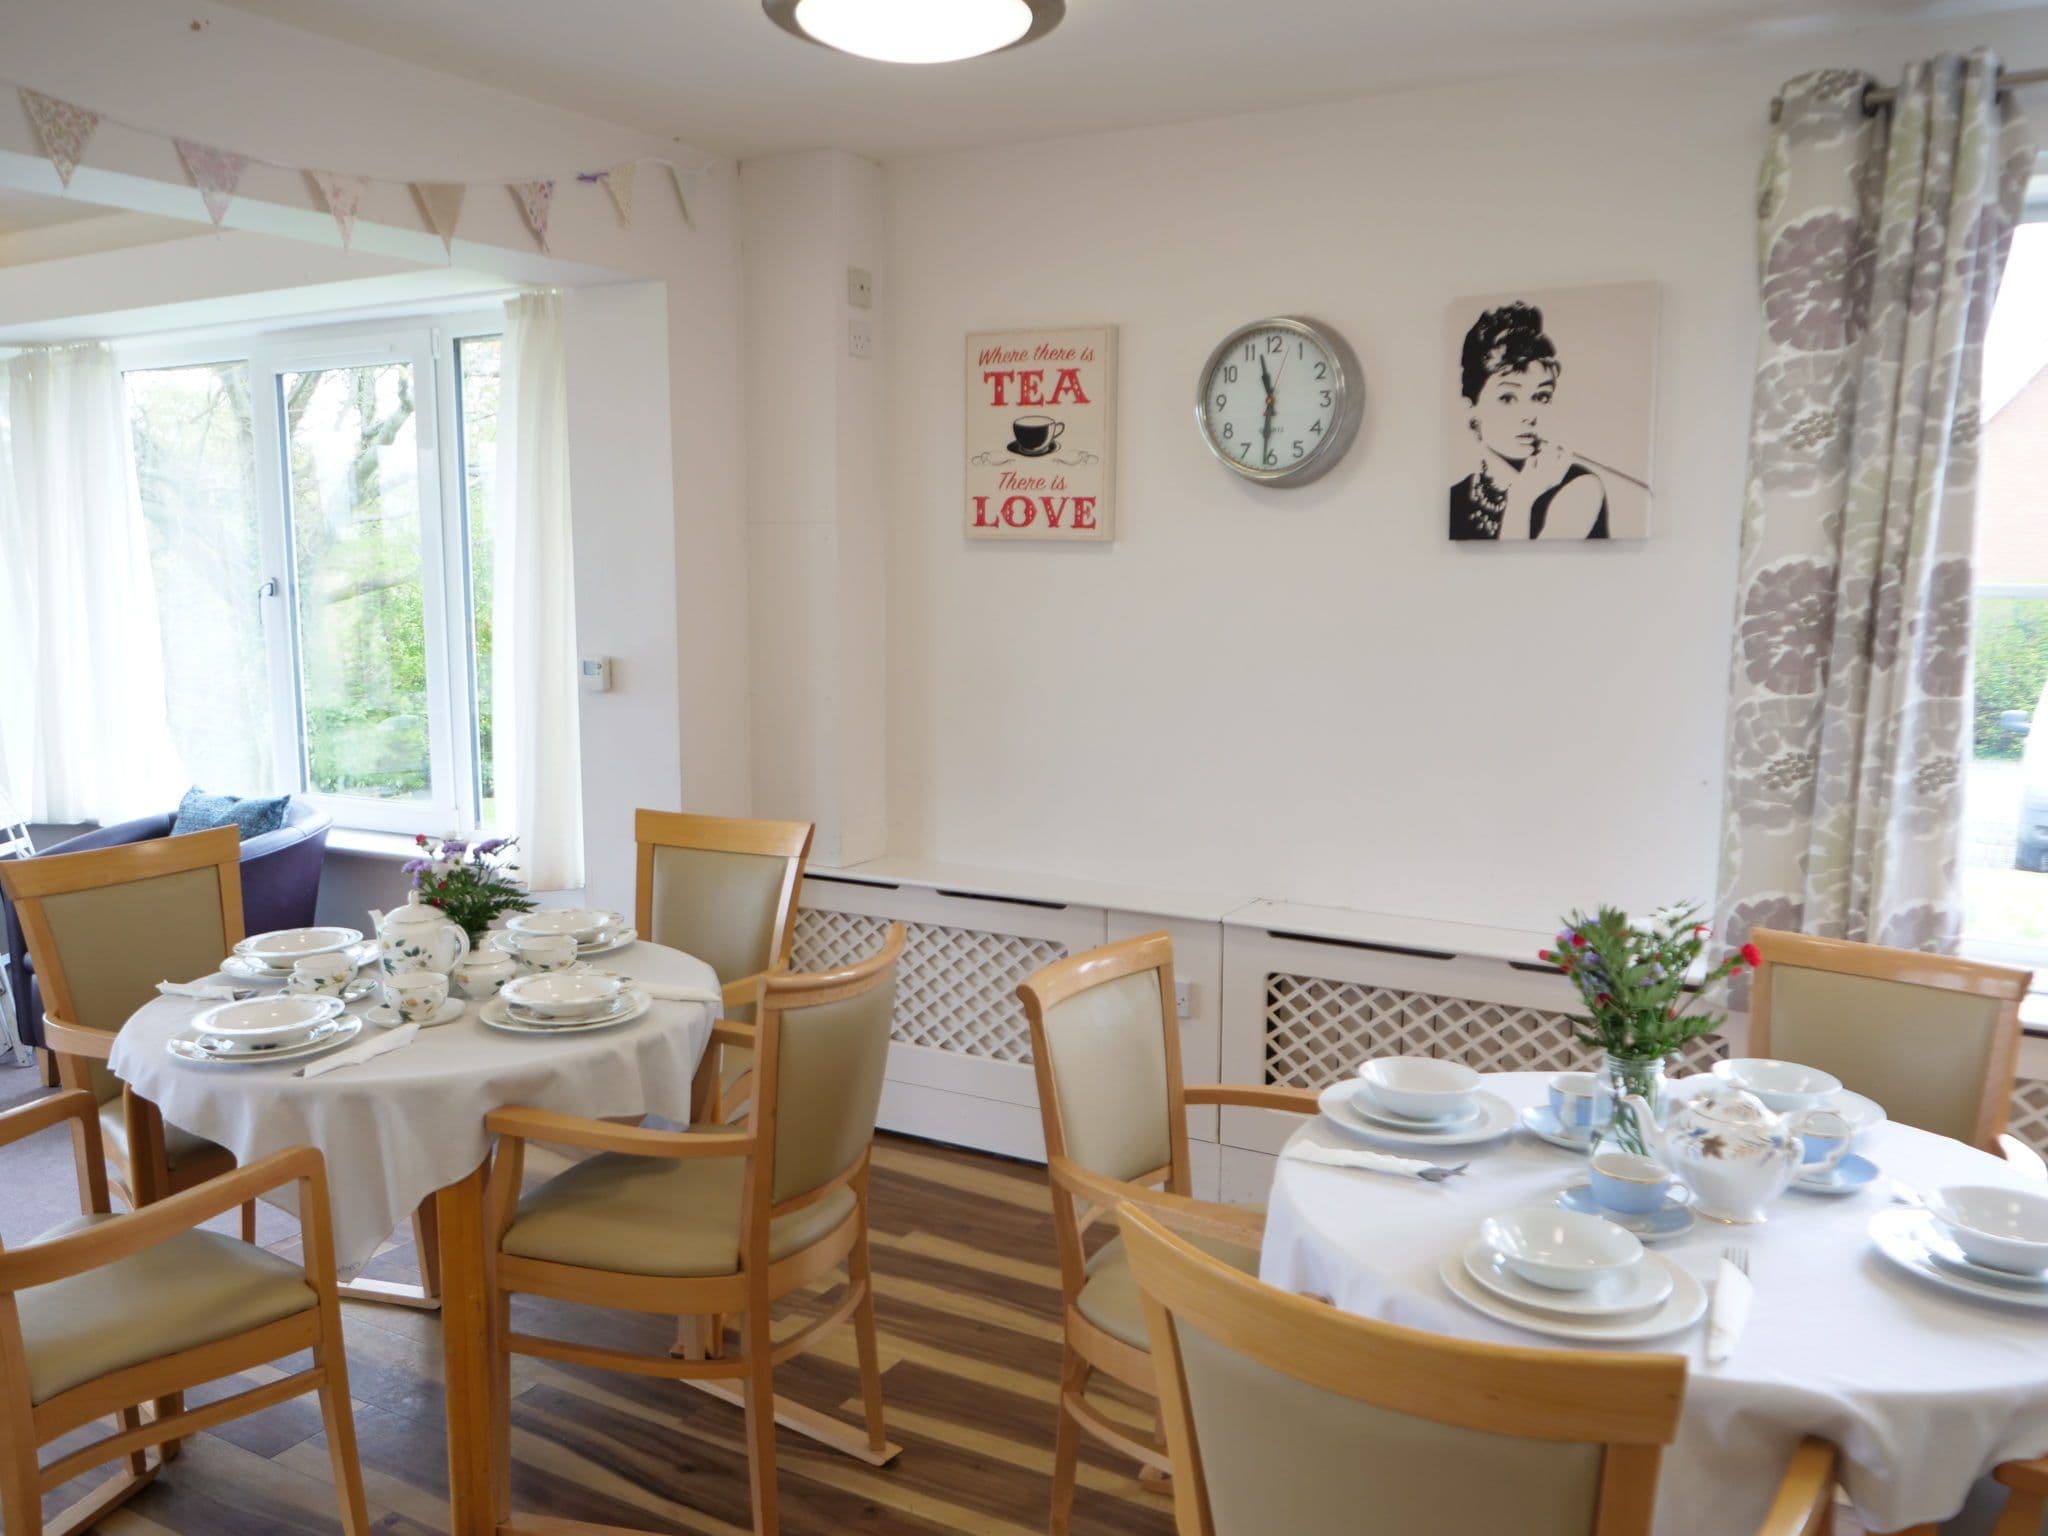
[0,800,331,1051]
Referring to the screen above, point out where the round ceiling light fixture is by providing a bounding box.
[763,0,1064,64]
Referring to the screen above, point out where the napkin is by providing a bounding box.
[1706,1257,1753,1364]
[298,1022,418,1079]
[158,980,244,1001]
[587,976,723,1006]
[1283,1141,1439,1180]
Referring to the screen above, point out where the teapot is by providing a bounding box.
[373,892,471,977]
[1619,1080,1803,1224]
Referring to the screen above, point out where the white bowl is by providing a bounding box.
[1356,1056,1480,1121]
[234,926,363,968]
[1927,1185,2048,1274]
[506,908,624,942]
[191,993,344,1048]
[499,971,623,1019]
[1711,1057,1843,1113]
[1479,1207,1644,1292]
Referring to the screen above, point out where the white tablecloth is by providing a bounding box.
[1261,1070,2048,1535]
[109,942,717,1272]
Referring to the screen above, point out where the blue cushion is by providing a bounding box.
[171,787,292,841]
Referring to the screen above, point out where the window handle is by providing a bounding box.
[256,577,279,600]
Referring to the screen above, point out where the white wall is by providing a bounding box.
[881,16,2048,933]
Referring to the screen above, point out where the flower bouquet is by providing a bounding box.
[403,835,534,947]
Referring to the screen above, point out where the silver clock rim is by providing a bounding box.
[1195,315,1363,487]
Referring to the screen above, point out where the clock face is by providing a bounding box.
[1196,318,1361,485]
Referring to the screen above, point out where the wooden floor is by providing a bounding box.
[31,1133,1176,1536]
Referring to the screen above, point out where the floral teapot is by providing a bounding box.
[373,891,471,977]
[1619,1080,1803,1224]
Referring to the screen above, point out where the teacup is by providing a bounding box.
[509,932,578,974]
[1793,1108,1854,1179]
[1587,1149,1674,1216]
[1010,414,1064,454]
[1548,1072,1610,1136]
[382,970,449,1024]
[451,950,518,1000]
[285,952,356,998]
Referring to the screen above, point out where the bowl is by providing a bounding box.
[1927,1185,2048,1274]
[234,926,363,969]
[1355,1057,1480,1122]
[191,993,345,1049]
[1711,1057,1843,1113]
[499,971,623,1019]
[1478,1207,1643,1292]
[506,908,624,942]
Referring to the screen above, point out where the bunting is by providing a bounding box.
[667,162,694,229]
[600,161,635,228]
[412,181,466,253]
[311,171,368,250]
[19,89,98,188]
[175,139,246,226]
[512,178,554,252]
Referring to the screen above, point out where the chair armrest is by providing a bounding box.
[1184,1083,1321,1115]
[1997,1456,2048,1495]
[1049,1154,1265,1248]
[722,972,765,1010]
[0,1088,99,1153]
[485,1105,755,1160]
[709,1019,756,1053]
[1752,1438,1837,1536]
[0,1144,324,1293]
[42,1016,111,1060]
[2000,1134,2047,1181]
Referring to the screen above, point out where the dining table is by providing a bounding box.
[108,937,720,1536]
[1261,1068,2048,1536]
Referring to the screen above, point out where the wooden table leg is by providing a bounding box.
[435,1160,496,1536]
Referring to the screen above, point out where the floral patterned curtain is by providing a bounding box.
[1715,53,2035,978]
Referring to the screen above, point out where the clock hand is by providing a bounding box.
[1257,354,1277,459]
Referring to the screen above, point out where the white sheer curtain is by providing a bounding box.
[0,344,183,822]
[492,291,585,891]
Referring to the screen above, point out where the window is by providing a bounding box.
[122,316,503,835]
[1963,162,2048,969]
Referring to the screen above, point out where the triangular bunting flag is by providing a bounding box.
[511,179,554,252]
[20,90,99,189]
[310,171,368,250]
[412,182,466,254]
[667,162,694,229]
[175,139,247,226]
[601,161,636,228]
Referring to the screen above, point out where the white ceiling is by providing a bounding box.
[209,0,2028,161]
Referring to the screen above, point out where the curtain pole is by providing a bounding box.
[1769,64,2047,123]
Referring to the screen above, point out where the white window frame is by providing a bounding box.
[117,308,505,838]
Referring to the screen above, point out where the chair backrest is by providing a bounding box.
[633,811,813,1017]
[745,923,906,1214]
[1748,929,2030,1149]
[0,828,244,1099]
[1019,932,1191,1294]
[1118,1204,1687,1536]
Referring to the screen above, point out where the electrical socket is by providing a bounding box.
[1175,980,1194,1019]
[849,317,873,359]
[847,266,873,309]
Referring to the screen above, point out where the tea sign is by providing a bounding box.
[965,325,1117,542]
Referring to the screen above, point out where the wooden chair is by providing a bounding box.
[0,1089,368,1535]
[1116,1202,1839,1536]
[1016,931,1319,1532]
[0,829,256,1236]
[1748,929,2031,1152]
[634,810,814,1122]
[484,924,907,1536]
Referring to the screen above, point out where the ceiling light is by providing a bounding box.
[763,0,1064,64]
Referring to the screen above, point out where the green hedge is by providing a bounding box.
[1976,596,2048,760]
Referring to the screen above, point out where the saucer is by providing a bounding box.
[1869,1210,2048,1310]
[169,1018,360,1066]
[1557,1184,1696,1242]
[1316,1083,1514,1148]
[1440,1247,1706,1342]
[1919,1219,2048,1290]
[1519,1105,1595,1153]
[1006,439,1058,457]
[1792,1152,1879,1196]
[1347,1081,1482,1132]
[1461,1238,1674,1317]
[364,998,466,1029]
[481,988,652,1035]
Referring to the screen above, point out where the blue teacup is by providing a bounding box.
[1794,1109,1853,1178]
[1587,1149,1673,1216]
[1548,1072,1610,1135]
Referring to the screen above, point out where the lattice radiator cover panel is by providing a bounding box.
[2008,1077,2048,1157]
[1262,971,1728,1087]
[793,909,1065,1064]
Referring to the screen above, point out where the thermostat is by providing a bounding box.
[578,656,613,693]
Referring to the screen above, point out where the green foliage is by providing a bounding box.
[1974,596,2048,761]
[1540,905,1751,1060]
[407,835,533,945]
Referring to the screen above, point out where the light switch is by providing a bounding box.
[578,656,613,693]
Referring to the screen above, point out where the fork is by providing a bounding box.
[1418,1162,1470,1183]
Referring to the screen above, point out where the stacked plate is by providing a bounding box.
[1317,1057,1515,1148]
[1439,1207,1707,1342]
[167,994,360,1066]
[221,926,368,984]
[486,907,637,959]
[480,972,653,1035]
[1870,1186,2048,1311]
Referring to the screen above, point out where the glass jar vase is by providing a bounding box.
[1591,1050,1669,1162]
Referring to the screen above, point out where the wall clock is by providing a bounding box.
[1195,316,1363,486]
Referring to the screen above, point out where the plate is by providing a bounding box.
[1316,1083,1514,1148]
[1346,1081,1483,1132]
[1828,1090,1887,1137]
[364,998,466,1029]
[1439,1246,1706,1342]
[1869,1209,2048,1309]
[1557,1184,1696,1242]
[220,953,294,984]
[506,907,625,940]
[1791,1152,1879,1197]
[1519,1105,1595,1153]
[233,926,363,965]
[191,992,344,1043]
[504,987,647,1028]
[169,1018,361,1066]
[481,988,652,1035]
[1461,1237,1675,1317]
[577,926,638,956]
